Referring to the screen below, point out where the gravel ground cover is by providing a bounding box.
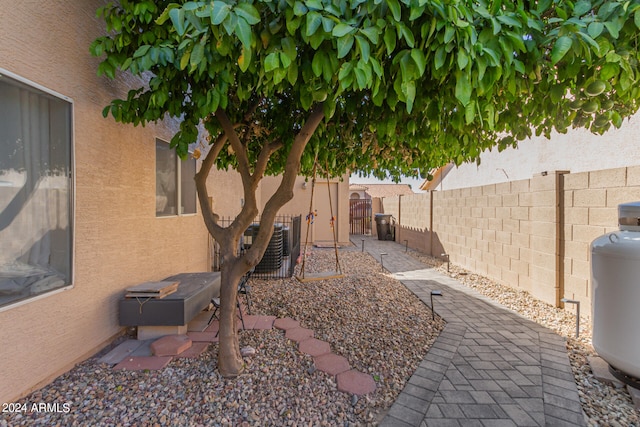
[2,249,443,427]
[407,249,639,427]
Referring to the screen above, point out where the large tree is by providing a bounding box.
[92,0,640,376]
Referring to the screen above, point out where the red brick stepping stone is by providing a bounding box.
[175,342,209,359]
[239,315,260,330]
[252,315,276,330]
[337,369,376,395]
[187,331,219,343]
[113,356,172,371]
[204,320,219,333]
[274,317,300,330]
[285,327,314,342]
[151,335,192,357]
[299,338,331,357]
[314,353,350,376]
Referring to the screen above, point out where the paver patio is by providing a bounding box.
[355,235,586,427]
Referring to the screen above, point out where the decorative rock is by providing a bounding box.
[336,369,376,395]
[314,353,351,376]
[274,317,300,330]
[240,346,256,357]
[298,338,331,357]
[285,327,314,342]
[150,335,192,357]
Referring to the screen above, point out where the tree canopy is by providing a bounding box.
[91,0,640,377]
[92,0,640,182]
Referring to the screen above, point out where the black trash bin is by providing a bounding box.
[375,213,394,241]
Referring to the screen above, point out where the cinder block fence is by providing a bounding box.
[379,166,640,317]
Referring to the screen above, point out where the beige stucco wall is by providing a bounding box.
[260,174,350,246]
[0,0,209,403]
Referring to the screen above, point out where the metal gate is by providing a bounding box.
[349,199,372,235]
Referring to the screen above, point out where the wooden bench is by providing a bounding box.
[119,272,221,339]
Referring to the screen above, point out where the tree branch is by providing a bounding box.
[251,139,283,189]
[245,103,325,265]
[195,132,228,239]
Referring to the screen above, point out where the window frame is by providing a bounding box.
[155,138,197,218]
[0,68,75,312]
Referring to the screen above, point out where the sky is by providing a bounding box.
[349,173,426,193]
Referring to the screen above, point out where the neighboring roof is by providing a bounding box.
[349,183,414,198]
[349,184,369,192]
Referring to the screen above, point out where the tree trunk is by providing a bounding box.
[217,256,244,377]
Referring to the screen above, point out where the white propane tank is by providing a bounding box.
[591,201,640,380]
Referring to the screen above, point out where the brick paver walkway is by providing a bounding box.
[354,236,586,427]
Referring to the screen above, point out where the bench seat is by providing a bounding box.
[119,272,221,327]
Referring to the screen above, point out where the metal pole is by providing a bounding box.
[561,298,580,338]
[441,253,450,272]
[380,253,387,271]
[430,290,443,321]
[361,238,365,252]
[404,240,408,252]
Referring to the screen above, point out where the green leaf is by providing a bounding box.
[455,70,471,106]
[235,3,261,25]
[587,22,604,38]
[293,1,308,16]
[410,49,426,75]
[190,42,204,68]
[457,50,468,70]
[355,35,370,63]
[235,17,252,48]
[305,0,323,10]
[238,47,251,72]
[337,34,355,58]
[281,37,297,60]
[133,45,151,58]
[312,51,325,76]
[550,85,565,103]
[600,62,619,80]
[156,4,180,25]
[169,8,186,35]
[496,15,521,28]
[180,50,190,70]
[210,2,231,25]
[551,36,573,65]
[604,21,620,38]
[465,100,475,124]
[444,26,455,44]
[434,45,446,70]
[360,27,379,44]
[306,12,323,36]
[384,26,396,54]
[402,80,416,113]
[386,0,402,21]
[332,23,355,37]
[573,0,592,16]
[265,52,280,72]
[635,9,640,29]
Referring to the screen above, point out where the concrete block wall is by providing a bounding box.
[387,166,637,317]
[562,166,640,311]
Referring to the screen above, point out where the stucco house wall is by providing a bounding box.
[0,1,210,403]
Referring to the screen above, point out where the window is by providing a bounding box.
[155,139,196,216]
[0,71,73,309]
